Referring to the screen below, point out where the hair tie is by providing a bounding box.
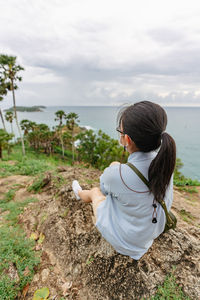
[161,131,166,138]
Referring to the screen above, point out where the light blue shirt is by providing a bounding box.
[95,151,173,260]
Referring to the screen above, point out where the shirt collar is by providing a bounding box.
[128,151,156,162]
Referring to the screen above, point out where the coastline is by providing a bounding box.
[1,106,199,181]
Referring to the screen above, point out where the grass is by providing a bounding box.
[174,178,200,187]
[85,178,99,185]
[177,186,198,193]
[3,146,199,188]
[51,173,65,189]
[2,188,17,202]
[0,195,40,299]
[150,270,191,300]
[27,174,46,193]
[28,172,65,194]
[0,144,73,178]
[0,197,38,226]
[41,213,48,224]
[0,158,52,177]
[59,208,69,218]
[0,144,68,298]
[178,209,196,224]
[0,226,40,299]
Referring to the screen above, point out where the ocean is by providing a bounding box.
[2,106,200,181]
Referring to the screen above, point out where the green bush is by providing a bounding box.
[77,129,128,170]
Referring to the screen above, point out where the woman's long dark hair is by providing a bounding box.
[118,101,176,202]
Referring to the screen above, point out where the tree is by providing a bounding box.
[55,110,66,158]
[0,76,7,131]
[65,112,80,163]
[77,129,128,169]
[5,111,14,134]
[26,123,55,154]
[54,110,66,127]
[95,130,128,169]
[77,130,99,166]
[0,54,25,155]
[0,102,6,131]
[0,129,13,159]
[20,119,34,136]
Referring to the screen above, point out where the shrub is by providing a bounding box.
[77,129,128,170]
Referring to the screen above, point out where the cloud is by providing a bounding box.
[1,0,200,106]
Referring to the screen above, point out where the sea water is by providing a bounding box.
[3,106,200,181]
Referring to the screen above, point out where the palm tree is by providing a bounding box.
[0,129,13,159]
[29,121,37,132]
[55,110,66,126]
[0,77,7,131]
[20,119,33,136]
[65,112,80,163]
[55,110,66,158]
[0,103,6,131]
[5,111,14,134]
[0,54,25,155]
[27,130,38,150]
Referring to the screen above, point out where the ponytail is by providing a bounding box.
[148,132,176,202]
[118,101,176,201]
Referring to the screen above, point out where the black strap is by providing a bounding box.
[126,162,150,189]
[126,162,168,212]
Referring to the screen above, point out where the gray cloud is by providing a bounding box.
[1,0,200,106]
[148,28,186,45]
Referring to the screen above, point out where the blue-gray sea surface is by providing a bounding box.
[3,106,200,181]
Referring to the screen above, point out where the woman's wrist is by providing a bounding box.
[109,161,120,167]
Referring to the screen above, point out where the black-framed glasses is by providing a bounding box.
[116,127,125,136]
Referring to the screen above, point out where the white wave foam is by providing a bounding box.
[80,125,96,131]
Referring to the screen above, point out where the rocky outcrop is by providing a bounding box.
[19,168,200,299]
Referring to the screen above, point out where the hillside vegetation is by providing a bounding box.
[0,146,199,299]
[5,106,46,112]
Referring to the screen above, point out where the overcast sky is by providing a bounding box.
[1,0,200,107]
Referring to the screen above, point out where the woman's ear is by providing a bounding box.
[125,134,139,152]
[125,134,130,146]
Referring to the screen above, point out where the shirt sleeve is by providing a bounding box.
[100,167,110,195]
[100,164,120,196]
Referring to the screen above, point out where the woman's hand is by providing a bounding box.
[109,161,120,167]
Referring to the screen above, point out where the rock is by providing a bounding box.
[41,268,50,282]
[57,166,69,172]
[47,251,57,266]
[40,184,200,299]
[61,281,72,295]
[7,263,20,282]
[19,168,200,299]
[35,244,42,251]
[33,273,40,282]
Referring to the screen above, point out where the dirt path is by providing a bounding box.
[0,168,199,299]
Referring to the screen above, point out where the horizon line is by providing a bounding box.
[2,104,200,109]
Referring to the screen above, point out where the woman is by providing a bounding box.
[72,101,176,260]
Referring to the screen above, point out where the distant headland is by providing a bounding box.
[5,106,46,112]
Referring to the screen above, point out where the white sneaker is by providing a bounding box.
[72,180,82,200]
